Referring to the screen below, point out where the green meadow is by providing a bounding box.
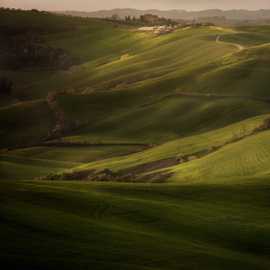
[1,9,270,269]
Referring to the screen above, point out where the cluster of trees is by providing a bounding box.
[108,13,217,28]
[0,8,79,70]
[0,8,81,35]
[0,32,74,70]
[109,13,178,26]
[11,42,73,70]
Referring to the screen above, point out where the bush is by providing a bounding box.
[0,77,13,96]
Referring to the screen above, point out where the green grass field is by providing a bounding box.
[1,180,270,270]
[1,9,270,270]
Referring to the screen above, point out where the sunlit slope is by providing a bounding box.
[65,114,270,172]
[3,15,270,148]
[72,27,234,94]
[2,20,153,99]
[2,114,270,181]
[170,129,270,184]
[0,144,144,180]
[35,26,270,100]
[2,12,270,182]
[4,24,235,100]
[196,43,270,97]
[54,26,270,144]
[1,181,269,270]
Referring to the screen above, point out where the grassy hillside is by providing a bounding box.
[171,129,270,184]
[2,18,270,148]
[2,10,270,183]
[0,144,143,180]
[1,10,270,270]
[1,180,269,270]
[76,114,270,172]
[0,155,76,180]
[0,100,54,148]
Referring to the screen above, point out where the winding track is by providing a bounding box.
[141,91,270,108]
[173,92,270,103]
[216,35,245,51]
[141,34,270,108]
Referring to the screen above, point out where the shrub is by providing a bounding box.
[0,77,13,96]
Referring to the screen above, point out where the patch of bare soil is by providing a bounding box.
[42,168,172,183]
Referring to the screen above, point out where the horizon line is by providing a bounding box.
[2,6,270,13]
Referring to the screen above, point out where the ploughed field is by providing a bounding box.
[1,9,270,270]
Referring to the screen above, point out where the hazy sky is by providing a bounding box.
[1,0,270,11]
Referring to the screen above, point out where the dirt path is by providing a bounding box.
[42,141,151,148]
[173,92,270,103]
[216,35,270,51]
[216,35,245,51]
[141,91,270,108]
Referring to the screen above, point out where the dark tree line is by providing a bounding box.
[107,13,178,26]
[0,32,75,70]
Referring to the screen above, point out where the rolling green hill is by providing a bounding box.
[2,17,270,148]
[170,129,270,184]
[75,114,270,172]
[1,9,270,270]
[1,180,270,270]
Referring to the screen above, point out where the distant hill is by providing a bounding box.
[60,8,270,21]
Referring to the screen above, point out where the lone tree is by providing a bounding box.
[0,77,13,96]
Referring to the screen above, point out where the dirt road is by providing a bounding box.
[216,35,245,51]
